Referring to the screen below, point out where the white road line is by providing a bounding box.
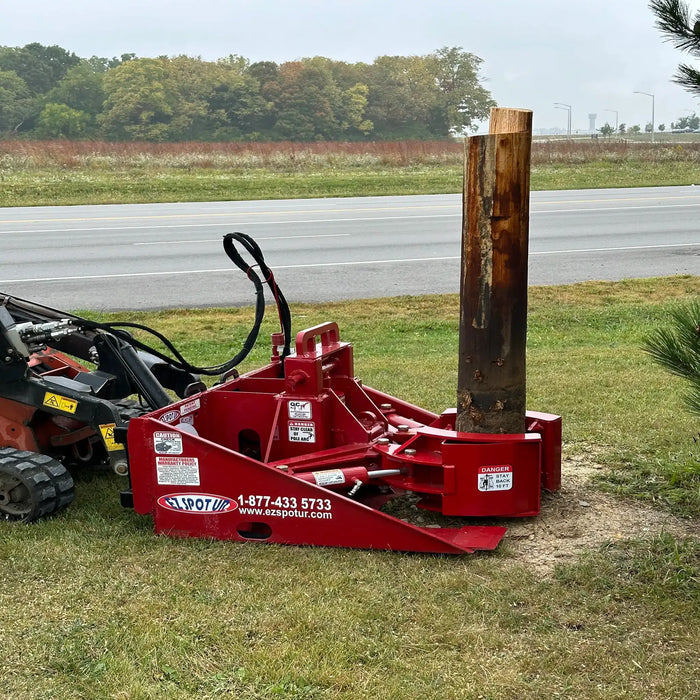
[0,242,697,284]
[531,242,699,254]
[134,233,350,246]
[2,192,700,225]
[0,214,458,235]
[2,203,699,236]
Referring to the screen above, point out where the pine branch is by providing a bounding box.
[644,301,700,415]
[650,0,700,54]
[674,63,700,97]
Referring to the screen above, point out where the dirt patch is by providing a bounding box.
[383,452,698,575]
[497,454,699,575]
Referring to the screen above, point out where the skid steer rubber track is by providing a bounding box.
[0,448,75,522]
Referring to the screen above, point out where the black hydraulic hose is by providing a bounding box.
[77,232,292,377]
[222,232,292,359]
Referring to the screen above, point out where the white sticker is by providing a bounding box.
[153,431,183,455]
[156,456,200,485]
[288,420,316,443]
[159,410,180,424]
[180,398,201,416]
[312,469,345,486]
[477,465,513,492]
[288,400,312,420]
[158,493,237,513]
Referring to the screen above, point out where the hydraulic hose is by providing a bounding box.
[54,233,292,377]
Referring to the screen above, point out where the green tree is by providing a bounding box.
[365,48,494,139]
[650,0,700,98]
[659,122,666,130]
[629,124,642,133]
[44,61,106,133]
[0,69,32,133]
[205,61,271,139]
[644,301,700,415]
[100,56,214,141]
[428,46,495,135]
[34,102,91,138]
[618,122,627,133]
[99,58,175,140]
[365,54,436,139]
[599,122,615,136]
[338,82,373,137]
[671,111,699,129]
[272,61,342,140]
[0,43,80,95]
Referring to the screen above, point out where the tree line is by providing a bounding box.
[0,43,495,142]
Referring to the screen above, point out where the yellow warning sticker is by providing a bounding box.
[42,392,78,414]
[99,423,123,452]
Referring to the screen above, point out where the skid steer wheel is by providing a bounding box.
[0,448,75,523]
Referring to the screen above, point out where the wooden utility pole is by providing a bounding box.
[456,107,533,434]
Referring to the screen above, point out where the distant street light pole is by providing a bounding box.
[633,91,655,143]
[554,102,572,137]
[603,109,619,132]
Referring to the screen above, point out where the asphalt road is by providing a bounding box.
[1,186,698,311]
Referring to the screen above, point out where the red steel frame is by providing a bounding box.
[128,323,561,554]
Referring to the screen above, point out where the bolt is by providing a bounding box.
[404,448,417,456]
[396,424,410,432]
[276,465,289,471]
[380,403,393,411]
[376,437,390,445]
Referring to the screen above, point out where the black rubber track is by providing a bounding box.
[0,448,75,522]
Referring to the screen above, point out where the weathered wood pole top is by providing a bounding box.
[456,107,533,434]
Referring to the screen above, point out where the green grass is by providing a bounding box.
[1,278,699,698]
[2,161,698,207]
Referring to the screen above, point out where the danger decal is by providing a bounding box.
[288,420,316,443]
[477,464,513,492]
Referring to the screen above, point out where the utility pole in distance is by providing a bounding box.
[456,107,532,434]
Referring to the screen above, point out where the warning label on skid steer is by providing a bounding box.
[288,420,316,443]
[156,456,200,486]
[153,431,183,455]
[477,465,513,492]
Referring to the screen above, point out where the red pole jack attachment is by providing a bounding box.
[127,322,561,555]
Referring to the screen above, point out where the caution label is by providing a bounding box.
[153,431,183,455]
[43,392,77,414]
[477,464,513,492]
[99,423,123,452]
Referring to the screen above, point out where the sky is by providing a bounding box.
[2,0,699,133]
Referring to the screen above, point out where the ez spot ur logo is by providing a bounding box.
[157,493,238,513]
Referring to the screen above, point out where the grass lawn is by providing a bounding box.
[1,277,698,699]
[1,139,699,206]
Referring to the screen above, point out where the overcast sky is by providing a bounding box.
[2,0,698,133]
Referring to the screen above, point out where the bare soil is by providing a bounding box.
[384,452,699,575]
[499,454,699,574]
